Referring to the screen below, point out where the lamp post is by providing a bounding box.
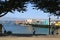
[49,14,51,35]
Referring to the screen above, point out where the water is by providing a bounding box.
[0,21,49,35]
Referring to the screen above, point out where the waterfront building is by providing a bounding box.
[53,21,60,35]
[25,19,49,25]
[15,20,25,24]
[25,19,36,24]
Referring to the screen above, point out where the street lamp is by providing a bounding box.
[49,14,51,35]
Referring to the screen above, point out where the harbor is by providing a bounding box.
[0,19,60,36]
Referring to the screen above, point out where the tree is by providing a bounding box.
[0,0,60,17]
[31,0,60,16]
[0,0,29,17]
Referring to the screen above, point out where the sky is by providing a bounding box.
[1,3,58,20]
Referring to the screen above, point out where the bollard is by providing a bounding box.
[0,24,2,36]
[0,24,2,33]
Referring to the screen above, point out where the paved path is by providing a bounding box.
[0,35,60,40]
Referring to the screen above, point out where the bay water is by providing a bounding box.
[0,21,49,35]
